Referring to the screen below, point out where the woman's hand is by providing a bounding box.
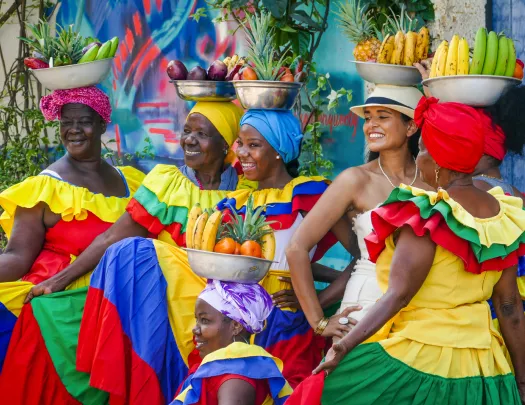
[414,60,433,98]
[321,305,361,338]
[272,276,301,309]
[24,275,69,303]
[312,341,348,376]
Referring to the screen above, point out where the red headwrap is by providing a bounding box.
[414,97,484,173]
[478,111,506,161]
[39,86,112,123]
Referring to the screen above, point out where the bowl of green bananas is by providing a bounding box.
[422,75,521,106]
[351,61,422,86]
[30,58,114,90]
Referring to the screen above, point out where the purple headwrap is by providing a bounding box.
[198,280,273,334]
[39,86,112,123]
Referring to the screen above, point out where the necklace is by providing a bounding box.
[478,174,502,181]
[378,157,418,188]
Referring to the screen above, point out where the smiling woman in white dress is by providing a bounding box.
[286,85,432,340]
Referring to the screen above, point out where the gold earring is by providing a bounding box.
[435,167,440,187]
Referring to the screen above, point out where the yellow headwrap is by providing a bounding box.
[189,101,244,164]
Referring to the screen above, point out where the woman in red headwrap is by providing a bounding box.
[286,97,525,405]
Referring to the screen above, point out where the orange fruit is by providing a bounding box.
[280,73,294,82]
[240,240,262,258]
[214,237,236,254]
[234,242,241,255]
[242,67,258,80]
[513,63,524,80]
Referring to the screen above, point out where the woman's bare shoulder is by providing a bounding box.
[334,164,374,188]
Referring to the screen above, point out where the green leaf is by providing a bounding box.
[280,25,297,33]
[262,0,288,18]
[302,104,312,112]
[290,10,322,31]
[297,30,310,56]
[231,0,250,7]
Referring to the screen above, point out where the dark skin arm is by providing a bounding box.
[24,212,147,302]
[218,379,256,405]
[314,226,436,375]
[0,205,46,282]
[492,266,525,403]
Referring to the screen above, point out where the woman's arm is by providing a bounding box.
[0,205,46,282]
[286,169,362,332]
[25,212,148,301]
[492,266,525,401]
[218,379,256,405]
[311,263,343,283]
[314,225,436,374]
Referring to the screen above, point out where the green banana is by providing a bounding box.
[109,37,119,58]
[493,35,509,76]
[95,40,112,60]
[470,27,487,74]
[78,44,100,64]
[505,37,517,77]
[481,31,499,75]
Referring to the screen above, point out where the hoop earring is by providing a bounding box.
[435,167,440,188]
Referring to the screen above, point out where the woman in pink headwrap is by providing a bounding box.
[0,87,145,396]
[286,97,525,405]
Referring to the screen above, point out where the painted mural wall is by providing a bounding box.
[493,0,525,191]
[56,0,367,271]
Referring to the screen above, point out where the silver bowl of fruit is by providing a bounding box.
[351,61,422,86]
[233,80,303,110]
[186,248,273,283]
[171,80,237,102]
[422,75,521,106]
[30,58,114,90]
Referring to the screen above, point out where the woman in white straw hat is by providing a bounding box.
[286,85,433,340]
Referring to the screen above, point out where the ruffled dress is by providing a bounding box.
[0,167,144,404]
[172,342,292,405]
[287,185,525,405]
[75,176,335,405]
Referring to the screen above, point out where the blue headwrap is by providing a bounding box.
[240,110,303,163]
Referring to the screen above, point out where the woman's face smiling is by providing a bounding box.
[235,124,280,182]
[363,106,415,153]
[181,113,228,171]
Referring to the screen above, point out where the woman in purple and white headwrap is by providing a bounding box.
[171,280,292,405]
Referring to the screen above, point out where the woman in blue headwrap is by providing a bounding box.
[214,110,355,388]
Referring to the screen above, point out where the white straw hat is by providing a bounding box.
[350,85,424,119]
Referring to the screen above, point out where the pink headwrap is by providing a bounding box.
[39,86,112,123]
[478,111,507,161]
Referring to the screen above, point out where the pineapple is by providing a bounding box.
[334,0,381,61]
[241,11,290,81]
[19,20,56,61]
[54,24,84,66]
[383,4,419,35]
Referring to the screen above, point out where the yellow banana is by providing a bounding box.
[261,226,276,261]
[415,26,430,62]
[457,37,470,75]
[403,31,418,66]
[201,210,223,252]
[229,54,239,70]
[435,40,449,77]
[429,41,445,78]
[445,35,459,76]
[193,211,209,250]
[390,31,405,65]
[186,204,202,249]
[223,56,232,67]
[377,34,395,64]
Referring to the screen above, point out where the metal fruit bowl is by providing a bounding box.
[422,75,521,106]
[186,248,273,283]
[30,58,114,90]
[351,61,422,86]
[171,80,237,102]
[233,80,303,110]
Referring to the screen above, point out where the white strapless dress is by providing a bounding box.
[338,210,382,322]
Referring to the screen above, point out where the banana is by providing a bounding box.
[201,211,223,252]
[261,226,275,261]
[505,37,517,77]
[78,45,100,64]
[445,35,459,76]
[192,211,209,251]
[223,56,232,66]
[435,40,449,77]
[415,26,430,62]
[481,31,499,75]
[109,37,119,58]
[95,40,112,60]
[230,54,239,69]
[185,203,202,249]
[377,34,395,64]
[403,31,418,66]
[457,37,470,75]
[429,41,444,78]
[470,27,487,74]
[494,35,509,76]
[390,31,405,65]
